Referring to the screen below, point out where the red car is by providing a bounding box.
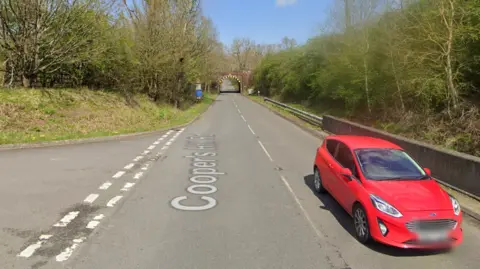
[313,135,463,249]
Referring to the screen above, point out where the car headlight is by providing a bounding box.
[370,194,403,218]
[450,196,461,216]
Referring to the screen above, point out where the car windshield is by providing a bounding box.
[354,148,427,180]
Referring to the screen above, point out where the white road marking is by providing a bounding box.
[83,194,99,204]
[247,125,256,135]
[17,235,52,258]
[258,141,273,162]
[237,108,241,113]
[148,145,155,150]
[86,214,104,229]
[112,171,125,179]
[98,181,112,190]
[241,115,247,122]
[142,150,150,155]
[161,146,168,150]
[166,141,172,146]
[279,175,326,239]
[107,196,123,207]
[141,163,150,171]
[133,172,143,179]
[121,182,135,191]
[133,156,144,161]
[161,134,168,138]
[56,237,86,262]
[53,211,80,227]
[124,163,135,170]
[153,141,160,145]
[166,130,173,135]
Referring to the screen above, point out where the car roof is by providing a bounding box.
[325,135,402,150]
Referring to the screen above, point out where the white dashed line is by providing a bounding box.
[107,196,123,207]
[161,134,168,138]
[166,141,172,146]
[161,146,168,150]
[133,172,143,179]
[17,235,52,258]
[83,194,99,204]
[258,141,274,162]
[133,156,144,162]
[53,211,79,227]
[237,108,241,113]
[112,171,125,179]
[141,163,150,171]
[86,214,104,229]
[56,237,86,262]
[148,145,155,150]
[153,141,160,145]
[121,182,135,191]
[247,125,256,135]
[124,163,135,170]
[98,181,112,190]
[241,115,247,122]
[142,150,150,155]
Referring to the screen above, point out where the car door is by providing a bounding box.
[331,142,358,212]
[317,139,341,197]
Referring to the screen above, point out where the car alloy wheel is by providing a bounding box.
[313,168,326,193]
[353,204,371,244]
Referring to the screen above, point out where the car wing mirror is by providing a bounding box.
[340,167,353,180]
[424,168,431,177]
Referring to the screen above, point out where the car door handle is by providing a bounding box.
[328,163,333,168]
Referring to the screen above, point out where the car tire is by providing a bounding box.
[353,204,372,244]
[313,167,326,194]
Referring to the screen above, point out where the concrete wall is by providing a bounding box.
[323,115,480,197]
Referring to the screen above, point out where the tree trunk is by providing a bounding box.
[22,73,31,88]
[363,57,371,113]
[390,51,405,112]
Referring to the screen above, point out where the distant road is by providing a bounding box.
[3,93,480,269]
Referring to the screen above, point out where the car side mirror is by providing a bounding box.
[424,168,431,177]
[340,167,353,180]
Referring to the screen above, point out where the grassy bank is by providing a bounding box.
[0,88,216,145]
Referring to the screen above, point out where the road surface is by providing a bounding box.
[3,93,480,269]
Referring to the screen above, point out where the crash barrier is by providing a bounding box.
[265,98,480,199]
[264,97,323,127]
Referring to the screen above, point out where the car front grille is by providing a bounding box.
[405,219,457,232]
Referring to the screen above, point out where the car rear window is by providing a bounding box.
[355,149,426,180]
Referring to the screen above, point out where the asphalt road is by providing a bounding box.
[4,93,480,269]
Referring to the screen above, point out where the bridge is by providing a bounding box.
[213,70,253,93]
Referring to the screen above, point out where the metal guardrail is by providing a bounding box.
[263,97,323,127]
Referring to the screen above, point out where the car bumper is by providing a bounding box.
[368,210,463,249]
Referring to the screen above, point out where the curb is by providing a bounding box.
[246,95,480,223]
[0,98,216,152]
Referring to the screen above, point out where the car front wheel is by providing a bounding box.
[353,204,371,244]
[313,168,326,193]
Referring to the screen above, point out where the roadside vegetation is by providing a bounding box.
[0,0,226,144]
[253,0,480,157]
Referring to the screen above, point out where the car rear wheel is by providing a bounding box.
[353,204,372,244]
[313,168,326,193]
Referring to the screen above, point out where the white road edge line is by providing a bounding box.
[279,175,326,239]
[247,125,256,135]
[56,237,86,262]
[241,115,247,122]
[258,141,273,162]
[133,172,143,179]
[124,163,135,170]
[112,171,125,179]
[17,235,52,258]
[83,194,99,204]
[107,196,123,207]
[99,181,112,190]
[53,211,80,227]
[121,182,135,191]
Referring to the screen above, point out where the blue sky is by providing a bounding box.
[201,0,334,47]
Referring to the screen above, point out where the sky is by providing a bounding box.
[201,0,334,47]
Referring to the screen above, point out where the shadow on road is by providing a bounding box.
[303,174,446,257]
[219,90,241,94]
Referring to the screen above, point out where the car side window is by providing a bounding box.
[334,142,358,178]
[326,139,338,157]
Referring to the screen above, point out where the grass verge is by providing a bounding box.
[0,88,216,145]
